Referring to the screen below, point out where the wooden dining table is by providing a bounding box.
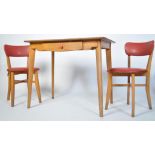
[25,37,115,117]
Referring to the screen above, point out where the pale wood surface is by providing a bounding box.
[25,37,114,51]
[127,56,131,105]
[25,37,115,44]
[7,73,11,101]
[51,52,55,99]
[106,48,113,104]
[105,73,112,110]
[96,41,103,117]
[35,71,42,103]
[27,48,36,108]
[131,74,135,117]
[11,72,15,107]
[146,75,152,109]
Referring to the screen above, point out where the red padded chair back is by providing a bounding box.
[4,45,29,57]
[125,40,154,56]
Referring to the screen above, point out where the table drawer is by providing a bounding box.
[57,42,82,51]
[31,42,83,51]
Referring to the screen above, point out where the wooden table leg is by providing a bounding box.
[106,48,113,104]
[96,41,103,117]
[27,48,35,108]
[51,52,55,99]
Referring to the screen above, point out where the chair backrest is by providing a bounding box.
[125,40,154,56]
[4,45,29,57]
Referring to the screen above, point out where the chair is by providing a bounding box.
[105,40,154,117]
[4,45,42,107]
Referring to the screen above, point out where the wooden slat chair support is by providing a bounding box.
[4,45,42,107]
[105,41,154,117]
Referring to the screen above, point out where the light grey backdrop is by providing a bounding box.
[0,34,155,121]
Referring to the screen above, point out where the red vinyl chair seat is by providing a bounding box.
[108,67,147,74]
[7,67,40,73]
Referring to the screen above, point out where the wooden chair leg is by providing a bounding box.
[110,76,113,104]
[145,75,152,109]
[27,74,29,88]
[131,74,135,117]
[105,73,112,110]
[51,52,55,99]
[34,71,42,103]
[10,72,15,107]
[7,72,11,101]
[127,76,130,105]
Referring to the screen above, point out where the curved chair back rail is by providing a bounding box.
[4,45,29,57]
[125,40,154,56]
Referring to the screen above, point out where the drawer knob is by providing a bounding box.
[60,45,63,49]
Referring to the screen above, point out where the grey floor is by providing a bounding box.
[0,76,155,121]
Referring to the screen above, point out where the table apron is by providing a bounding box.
[30,40,111,52]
